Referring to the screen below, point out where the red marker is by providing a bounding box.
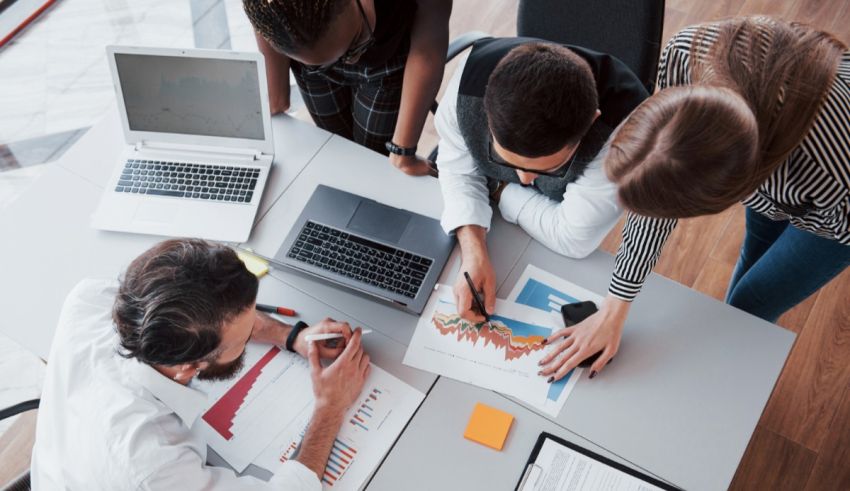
[256,303,297,317]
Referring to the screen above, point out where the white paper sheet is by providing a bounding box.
[252,365,424,490]
[507,265,604,416]
[404,285,557,408]
[191,341,424,488]
[522,438,666,491]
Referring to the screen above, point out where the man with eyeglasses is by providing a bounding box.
[435,39,648,320]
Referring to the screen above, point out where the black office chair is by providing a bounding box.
[427,0,666,163]
[0,399,39,491]
[517,0,666,93]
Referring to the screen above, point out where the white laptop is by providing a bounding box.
[92,46,274,242]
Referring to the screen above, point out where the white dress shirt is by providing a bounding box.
[435,54,623,259]
[31,279,320,490]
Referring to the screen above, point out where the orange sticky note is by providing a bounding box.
[464,402,514,450]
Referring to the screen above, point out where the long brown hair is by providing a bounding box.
[606,17,846,218]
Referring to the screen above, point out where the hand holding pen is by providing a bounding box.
[463,271,494,330]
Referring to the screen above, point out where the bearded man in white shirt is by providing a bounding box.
[435,38,648,321]
[31,239,370,490]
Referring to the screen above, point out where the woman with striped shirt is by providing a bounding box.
[539,17,850,381]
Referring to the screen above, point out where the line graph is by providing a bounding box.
[432,307,548,361]
[404,286,557,408]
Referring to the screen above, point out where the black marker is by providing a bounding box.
[463,271,493,329]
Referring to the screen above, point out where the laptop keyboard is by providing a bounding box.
[288,221,433,299]
[114,159,260,203]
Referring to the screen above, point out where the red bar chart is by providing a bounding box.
[201,346,281,440]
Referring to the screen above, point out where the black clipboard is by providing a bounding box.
[515,432,680,491]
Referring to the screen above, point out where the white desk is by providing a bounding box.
[0,107,331,360]
[366,377,668,490]
[0,108,795,491]
[241,135,795,490]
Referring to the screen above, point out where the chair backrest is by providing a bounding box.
[0,399,39,491]
[1,471,31,491]
[517,0,666,92]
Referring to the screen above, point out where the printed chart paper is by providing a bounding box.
[508,265,604,416]
[193,343,313,472]
[192,341,424,487]
[253,366,423,490]
[404,285,556,406]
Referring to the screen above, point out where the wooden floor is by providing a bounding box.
[421,0,850,489]
[2,1,849,488]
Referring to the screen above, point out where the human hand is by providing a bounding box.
[294,318,353,360]
[270,87,291,115]
[308,328,371,416]
[389,153,438,177]
[489,181,509,205]
[453,228,496,322]
[538,295,631,381]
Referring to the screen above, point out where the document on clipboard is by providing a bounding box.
[516,433,680,491]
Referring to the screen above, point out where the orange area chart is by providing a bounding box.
[432,311,548,361]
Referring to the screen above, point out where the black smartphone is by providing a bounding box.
[560,301,602,368]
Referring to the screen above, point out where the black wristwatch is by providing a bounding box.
[285,321,310,353]
[385,141,417,156]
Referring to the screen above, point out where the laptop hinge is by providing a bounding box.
[134,140,264,162]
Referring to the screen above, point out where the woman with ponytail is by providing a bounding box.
[539,17,850,381]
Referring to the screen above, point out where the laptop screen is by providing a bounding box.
[114,53,265,141]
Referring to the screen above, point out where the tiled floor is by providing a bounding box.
[0,164,46,435]
[0,0,261,163]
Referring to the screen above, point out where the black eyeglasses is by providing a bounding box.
[487,135,578,178]
[303,0,375,75]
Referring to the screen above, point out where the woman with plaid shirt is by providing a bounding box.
[244,0,451,177]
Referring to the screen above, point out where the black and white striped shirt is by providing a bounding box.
[609,24,850,301]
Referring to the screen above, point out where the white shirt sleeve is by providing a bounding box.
[498,145,623,259]
[435,54,493,234]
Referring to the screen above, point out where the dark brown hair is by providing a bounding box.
[243,0,349,53]
[113,239,258,366]
[606,17,846,218]
[484,42,598,158]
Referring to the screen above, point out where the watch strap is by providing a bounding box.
[385,141,417,156]
[285,321,309,353]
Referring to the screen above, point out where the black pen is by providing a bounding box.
[463,271,493,329]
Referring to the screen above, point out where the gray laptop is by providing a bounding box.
[275,185,455,314]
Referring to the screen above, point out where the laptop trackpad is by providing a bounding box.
[347,200,410,244]
[134,201,178,224]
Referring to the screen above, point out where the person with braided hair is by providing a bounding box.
[244,0,451,177]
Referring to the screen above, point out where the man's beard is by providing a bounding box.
[196,350,246,382]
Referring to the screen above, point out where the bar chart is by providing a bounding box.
[349,388,382,432]
[194,344,313,472]
[253,365,425,490]
[323,438,358,486]
[202,346,281,440]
